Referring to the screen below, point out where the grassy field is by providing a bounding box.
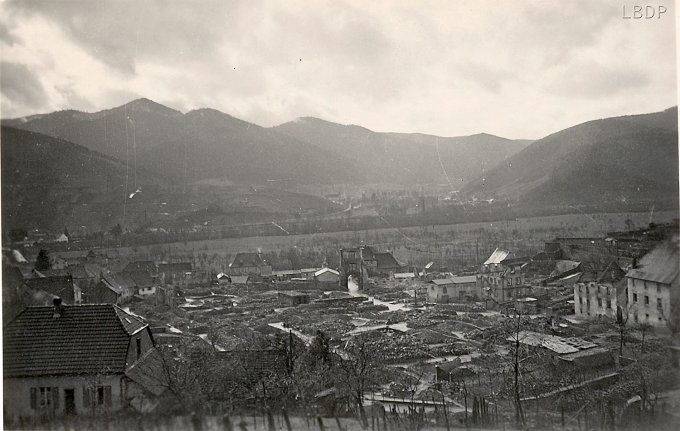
[56,210,677,269]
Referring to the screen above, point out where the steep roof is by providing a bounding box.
[626,237,679,285]
[100,273,124,295]
[123,261,157,274]
[158,262,192,273]
[510,330,597,355]
[24,276,76,303]
[128,270,156,288]
[67,263,101,279]
[500,256,531,266]
[430,276,477,286]
[3,304,147,377]
[450,275,477,284]
[229,252,266,268]
[375,252,402,269]
[484,248,511,265]
[431,278,454,286]
[361,246,377,261]
[124,349,168,396]
[315,267,339,277]
[578,260,625,283]
[11,249,28,264]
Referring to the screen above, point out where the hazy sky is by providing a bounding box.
[1,0,677,139]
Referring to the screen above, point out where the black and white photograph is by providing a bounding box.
[1,1,678,430]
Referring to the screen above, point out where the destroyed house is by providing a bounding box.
[278,291,310,306]
[574,260,626,321]
[435,359,479,383]
[229,252,272,276]
[509,331,614,371]
[3,303,157,419]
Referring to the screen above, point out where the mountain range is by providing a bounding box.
[3,98,530,186]
[2,100,677,233]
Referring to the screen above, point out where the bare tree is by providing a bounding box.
[335,336,383,424]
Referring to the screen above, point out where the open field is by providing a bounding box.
[55,211,677,269]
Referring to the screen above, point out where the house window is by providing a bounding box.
[633,293,638,302]
[516,277,520,285]
[507,290,513,298]
[136,338,142,359]
[508,278,513,286]
[657,298,663,309]
[597,298,602,308]
[30,387,56,410]
[606,299,611,309]
[83,385,112,408]
[645,296,649,306]
[634,313,638,323]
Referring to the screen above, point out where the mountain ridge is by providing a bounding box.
[3,98,531,186]
[462,106,679,209]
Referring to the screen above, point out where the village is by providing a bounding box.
[3,218,679,430]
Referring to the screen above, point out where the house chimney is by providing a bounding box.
[53,297,63,319]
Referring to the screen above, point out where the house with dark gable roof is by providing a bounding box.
[24,275,81,305]
[122,261,158,275]
[228,252,272,276]
[86,273,136,304]
[3,303,159,419]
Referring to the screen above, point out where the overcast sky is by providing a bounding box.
[0,0,676,139]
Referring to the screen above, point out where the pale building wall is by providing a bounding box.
[627,277,672,327]
[573,282,618,320]
[4,375,127,419]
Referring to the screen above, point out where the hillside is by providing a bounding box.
[4,99,530,187]
[273,117,531,186]
[0,126,342,235]
[3,99,363,185]
[0,126,169,232]
[462,107,679,209]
